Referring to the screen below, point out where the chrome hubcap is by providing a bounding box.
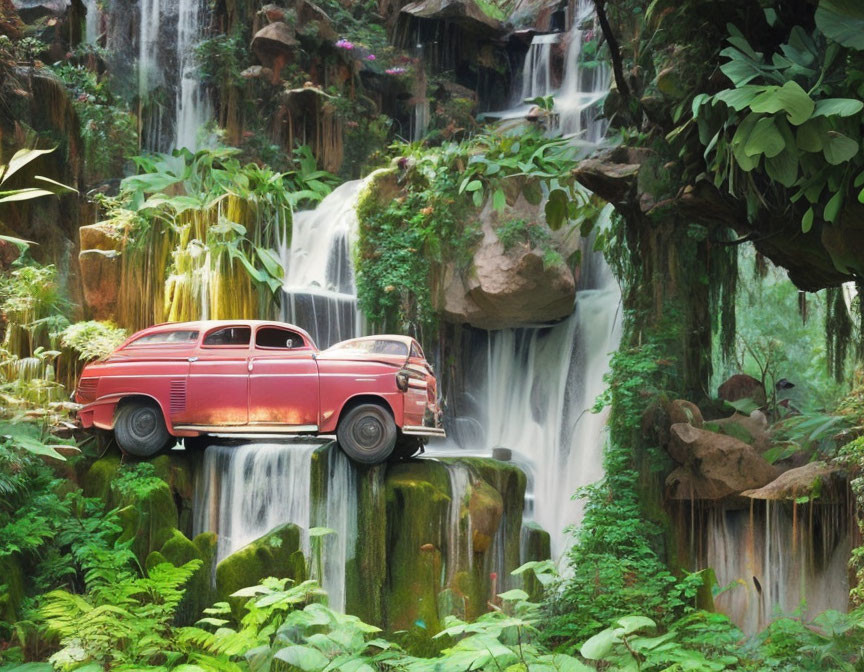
[353,415,384,451]
[131,408,157,437]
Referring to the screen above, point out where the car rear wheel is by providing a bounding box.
[114,399,170,458]
[337,403,397,464]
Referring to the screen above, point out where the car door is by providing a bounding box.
[248,325,320,428]
[180,325,251,427]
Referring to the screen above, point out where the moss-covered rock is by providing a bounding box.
[468,479,503,553]
[151,452,197,536]
[520,521,551,600]
[215,523,304,611]
[113,477,179,561]
[346,461,388,625]
[81,454,121,499]
[0,555,25,623]
[383,460,451,632]
[146,529,217,625]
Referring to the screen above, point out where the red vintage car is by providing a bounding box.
[75,320,444,464]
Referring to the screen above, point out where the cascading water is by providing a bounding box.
[696,501,851,634]
[137,0,212,151]
[192,442,358,612]
[193,443,317,562]
[479,225,621,560]
[500,0,609,141]
[280,180,366,348]
[83,0,101,44]
[514,33,558,104]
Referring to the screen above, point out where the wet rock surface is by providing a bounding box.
[666,422,779,500]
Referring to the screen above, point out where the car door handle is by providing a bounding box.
[248,361,253,372]
[188,356,198,362]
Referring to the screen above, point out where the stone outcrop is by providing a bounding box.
[666,422,779,500]
[434,191,579,328]
[718,374,766,407]
[709,410,771,452]
[741,461,847,502]
[215,522,306,609]
[400,0,505,34]
[78,222,122,320]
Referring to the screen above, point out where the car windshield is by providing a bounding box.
[326,339,408,357]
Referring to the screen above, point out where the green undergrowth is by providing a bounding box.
[354,127,600,334]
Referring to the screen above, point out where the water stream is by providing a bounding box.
[137,0,212,151]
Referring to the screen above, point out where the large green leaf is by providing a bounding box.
[273,645,329,672]
[580,628,618,660]
[744,117,785,158]
[544,189,569,230]
[816,0,864,50]
[812,98,864,118]
[0,147,55,184]
[796,117,830,152]
[749,81,814,125]
[822,131,859,164]
[731,113,761,171]
[719,47,767,87]
[713,85,765,111]
[765,120,799,186]
[0,188,59,203]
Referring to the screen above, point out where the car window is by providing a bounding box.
[411,343,424,359]
[203,326,251,347]
[326,339,408,356]
[256,327,304,349]
[129,330,199,346]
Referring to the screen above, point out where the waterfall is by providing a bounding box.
[281,180,366,348]
[192,442,358,612]
[174,0,211,150]
[83,0,101,43]
[698,501,851,634]
[500,0,609,141]
[444,463,473,582]
[514,33,557,104]
[193,443,317,562]
[479,225,621,560]
[137,0,212,151]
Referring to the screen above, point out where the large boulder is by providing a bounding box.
[666,422,779,500]
[718,373,766,407]
[79,222,123,320]
[435,193,578,328]
[708,410,771,452]
[741,461,846,502]
[400,0,505,34]
[215,523,305,605]
[468,479,503,553]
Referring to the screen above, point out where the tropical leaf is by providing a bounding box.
[816,0,864,50]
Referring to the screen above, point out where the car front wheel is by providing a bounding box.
[114,399,171,458]
[337,403,397,464]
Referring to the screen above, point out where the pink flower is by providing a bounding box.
[335,39,354,50]
[366,54,376,61]
[386,67,407,75]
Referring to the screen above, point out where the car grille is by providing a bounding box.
[77,378,98,403]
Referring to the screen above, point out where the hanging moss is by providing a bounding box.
[826,286,852,383]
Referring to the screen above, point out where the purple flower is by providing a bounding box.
[386,67,407,75]
[366,54,376,61]
[335,38,354,50]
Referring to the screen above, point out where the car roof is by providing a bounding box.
[132,320,316,345]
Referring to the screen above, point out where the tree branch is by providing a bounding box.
[592,0,630,101]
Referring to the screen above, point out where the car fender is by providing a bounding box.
[320,391,404,434]
[78,392,178,434]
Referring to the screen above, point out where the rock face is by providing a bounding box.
[718,374,766,407]
[401,0,505,33]
[666,422,779,500]
[78,222,122,320]
[435,193,578,328]
[215,522,306,614]
[741,461,846,502]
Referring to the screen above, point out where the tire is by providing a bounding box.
[393,435,425,460]
[114,399,171,458]
[336,403,397,465]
